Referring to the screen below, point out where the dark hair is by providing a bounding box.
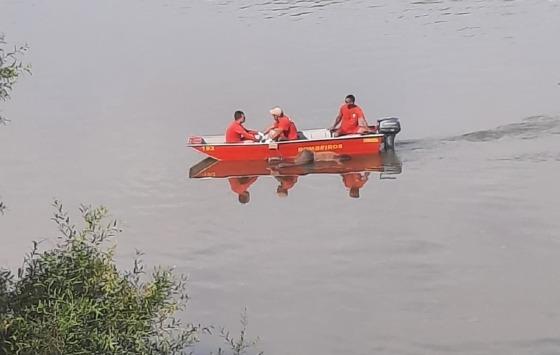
[345,94,355,103]
[234,111,245,120]
[349,187,360,198]
[238,191,250,204]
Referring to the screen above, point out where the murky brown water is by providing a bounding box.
[1,0,560,354]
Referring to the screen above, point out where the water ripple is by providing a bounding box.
[449,116,560,142]
[242,0,344,19]
[494,151,560,163]
[392,116,560,160]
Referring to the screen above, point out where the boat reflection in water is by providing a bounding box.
[188,151,402,203]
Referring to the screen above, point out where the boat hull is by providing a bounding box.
[188,133,384,161]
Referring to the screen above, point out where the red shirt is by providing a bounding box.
[273,115,298,140]
[342,173,368,189]
[228,176,258,194]
[339,104,366,135]
[225,121,256,143]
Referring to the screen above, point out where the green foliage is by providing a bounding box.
[0,34,31,125]
[211,309,263,355]
[0,201,198,354]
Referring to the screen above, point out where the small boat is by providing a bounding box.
[187,118,401,161]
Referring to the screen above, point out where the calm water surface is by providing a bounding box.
[1,1,560,354]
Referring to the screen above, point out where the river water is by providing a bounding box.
[1,1,560,354]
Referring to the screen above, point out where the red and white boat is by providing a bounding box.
[187,118,401,161]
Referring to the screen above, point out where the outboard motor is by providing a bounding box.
[377,117,401,150]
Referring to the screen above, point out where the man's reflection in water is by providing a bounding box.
[341,172,370,198]
[228,176,258,204]
[274,176,298,198]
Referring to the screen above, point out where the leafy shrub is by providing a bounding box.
[0,34,31,124]
[0,201,198,354]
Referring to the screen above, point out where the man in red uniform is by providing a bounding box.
[330,94,371,136]
[228,176,258,204]
[225,110,259,143]
[264,107,299,141]
[341,172,370,198]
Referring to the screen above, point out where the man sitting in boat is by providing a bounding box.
[330,94,371,137]
[263,107,299,141]
[225,110,259,143]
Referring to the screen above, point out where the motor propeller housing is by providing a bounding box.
[377,117,401,150]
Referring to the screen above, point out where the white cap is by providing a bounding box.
[269,107,283,116]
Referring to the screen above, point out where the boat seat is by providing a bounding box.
[300,128,332,140]
[202,135,226,144]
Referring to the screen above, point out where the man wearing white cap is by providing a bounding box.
[263,107,299,141]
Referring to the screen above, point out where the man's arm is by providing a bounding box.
[330,112,342,130]
[358,117,369,128]
[357,108,373,132]
[263,124,275,134]
[267,128,282,141]
[235,125,256,141]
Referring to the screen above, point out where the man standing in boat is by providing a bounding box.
[225,110,259,143]
[264,107,299,141]
[330,94,371,136]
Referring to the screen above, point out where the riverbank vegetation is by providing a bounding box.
[0,33,30,125]
[0,33,31,124]
[0,202,261,354]
[1,33,31,211]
